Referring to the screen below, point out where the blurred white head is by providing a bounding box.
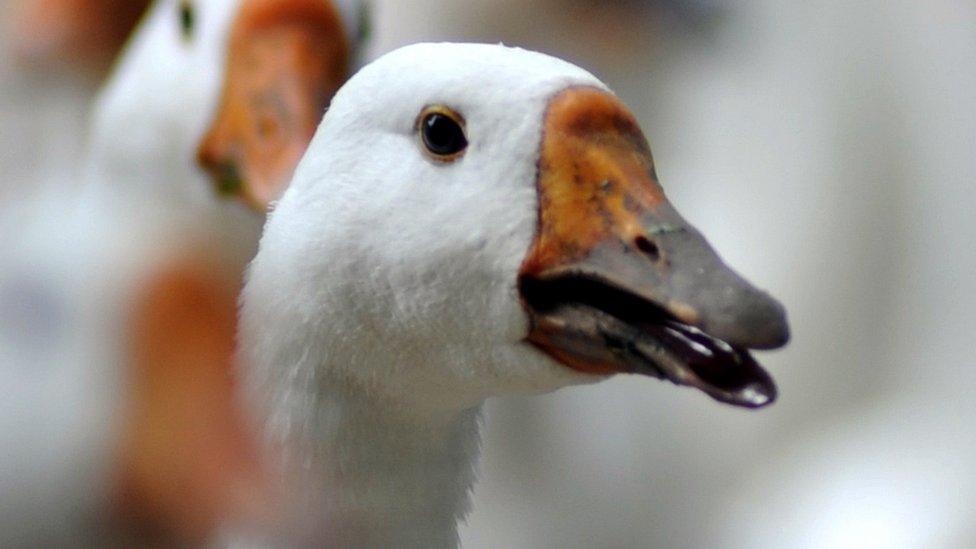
[86,0,367,210]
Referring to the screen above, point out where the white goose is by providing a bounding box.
[87,0,367,213]
[241,42,790,547]
[0,0,364,544]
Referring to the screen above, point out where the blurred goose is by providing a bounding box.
[0,0,364,544]
[89,0,366,212]
[241,42,790,547]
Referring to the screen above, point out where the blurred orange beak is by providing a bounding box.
[10,0,150,73]
[197,0,351,211]
[519,87,789,408]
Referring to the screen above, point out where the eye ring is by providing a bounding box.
[416,106,468,162]
[179,0,195,40]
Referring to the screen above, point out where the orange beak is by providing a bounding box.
[519,87,789,408]
[197,0,350,212]
[10,0,150,73]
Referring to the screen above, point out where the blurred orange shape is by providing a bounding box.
[10,0,151,73]
[197,0,351,210]
[113,258,275,544]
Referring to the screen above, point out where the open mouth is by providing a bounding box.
[519,275,777,408]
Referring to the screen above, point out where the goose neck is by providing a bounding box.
[285,376,483,548]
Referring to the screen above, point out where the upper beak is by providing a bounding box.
[197,0,351,211]
[519,87,789,408]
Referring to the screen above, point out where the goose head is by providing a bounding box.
[244,43,790,416]
[87,0,366,209]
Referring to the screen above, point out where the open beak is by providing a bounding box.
[519,87,789,409]
[197,0,350,211]
[10,0,150,72]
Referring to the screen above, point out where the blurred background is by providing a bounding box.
[2,0,974,547]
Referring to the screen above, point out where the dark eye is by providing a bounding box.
[179,0,195,39]
[418,107,468,161]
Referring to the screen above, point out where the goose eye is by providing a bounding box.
[179,0,195,40]
[418,107,468,161]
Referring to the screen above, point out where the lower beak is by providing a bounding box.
[519,87,789,408]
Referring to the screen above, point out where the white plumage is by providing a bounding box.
[242,45,605,546]
[241,42,788,547]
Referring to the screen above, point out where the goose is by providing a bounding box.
[0,0,365,544]
[87,0,366,213]
[239,42,790,547]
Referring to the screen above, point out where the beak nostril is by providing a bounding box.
[634,235,661,262]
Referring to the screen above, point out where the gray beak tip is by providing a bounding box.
[697,288,790,351]
[738,294,790,350]
[752,306,790,350]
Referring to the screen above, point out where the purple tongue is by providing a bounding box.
[639,319,777,407]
